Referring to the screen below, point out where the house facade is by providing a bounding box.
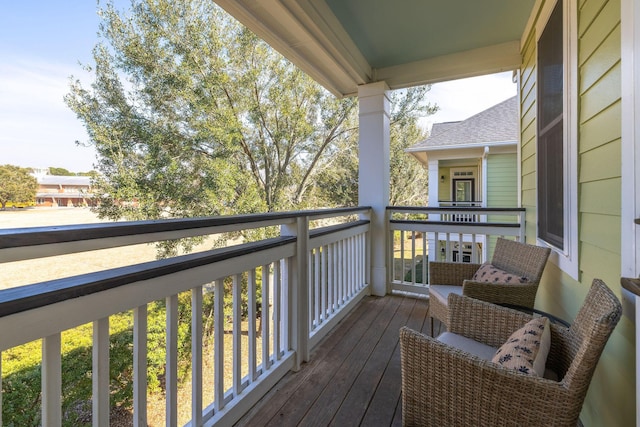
[213,0,637,425]
[408,95,519,211]
[34,175,95,207]
[407,96,519,263]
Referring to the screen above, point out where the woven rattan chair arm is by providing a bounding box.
[429,261,481,285]
[447,293,533,347]
[400,326,569,426]
[462,280,539,307]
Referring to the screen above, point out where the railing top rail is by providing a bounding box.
[309,219,370,239]
[0,206,371,251]
[387,206,525,213]
[0,235,296,318]
[437,200,484,203]
[389,219,521,228]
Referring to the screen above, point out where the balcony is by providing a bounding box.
[0,206,523,426]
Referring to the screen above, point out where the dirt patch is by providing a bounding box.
[0,208,220,290]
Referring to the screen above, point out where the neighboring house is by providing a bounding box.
[406,96,519,263]
[217,0,636,425]
[34,175,95,207]
[407,95,518,210]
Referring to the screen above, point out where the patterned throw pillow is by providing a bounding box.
[471,263,528,284]
[491,317,551,376]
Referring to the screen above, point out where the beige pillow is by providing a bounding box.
[492,317,551,376]
[472,263,529,284]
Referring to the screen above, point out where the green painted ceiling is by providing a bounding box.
[325,0,536,69]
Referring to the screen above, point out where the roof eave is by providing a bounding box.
[406,139,517,153]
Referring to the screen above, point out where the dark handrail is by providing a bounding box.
[390,219,520,228]
[0,206,371,250]
[0,217,372,318]
[0,236,295,318]
[309,220,370,239]
[387,206,525,212]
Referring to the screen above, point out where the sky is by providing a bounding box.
[0,2,516,174]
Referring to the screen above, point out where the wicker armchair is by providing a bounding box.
[400,279,622,427]
[429,237,550,334]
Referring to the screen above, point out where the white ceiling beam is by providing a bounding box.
[374,41,523,90]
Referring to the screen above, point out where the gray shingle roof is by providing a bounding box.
[38,176,91,186]
[410,96,517,150]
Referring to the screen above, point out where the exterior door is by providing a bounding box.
[453,178,475,204]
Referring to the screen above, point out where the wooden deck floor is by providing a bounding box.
[236,294,441,427]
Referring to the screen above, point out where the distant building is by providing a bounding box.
[35,175,95,207]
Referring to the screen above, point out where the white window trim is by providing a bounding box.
[535,0,579,280]
[621,0,640,280]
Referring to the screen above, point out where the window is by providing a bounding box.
[537,0,563,249]
[535,0,578,278]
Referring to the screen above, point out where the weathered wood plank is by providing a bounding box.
[237,295,433,427]
[297,296,403,426]
[237,296,388,426]
[359,298,429,426]
[329,297,417,426]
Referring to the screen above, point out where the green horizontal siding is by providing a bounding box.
[438,166,450,201]
[580,100,621,152]
[487,154,517,208]
[519,0,631,425]
[579,140,621,182]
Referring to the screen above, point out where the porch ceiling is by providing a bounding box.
[213,0,536,97]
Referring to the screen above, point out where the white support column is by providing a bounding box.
[427,158,440,266]
[427,158,440,208]
[621,1,640,425]
[281,217,309,369]
[358,81,391,296]
[622,0,640,280]
[482,146,489,208]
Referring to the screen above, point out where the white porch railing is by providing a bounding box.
[437,201,484,222]
[387,206,525,296]
[0,207,370,427]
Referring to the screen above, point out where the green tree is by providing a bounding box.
[316,87,437,207]
[48,167,74,176]
[0,165,38,209]
[388,87,436,206]
[65,0,358,229]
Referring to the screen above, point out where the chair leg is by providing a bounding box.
[430,317,434,337]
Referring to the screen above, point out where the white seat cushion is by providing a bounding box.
[429,285,463,305]
[438,329,558,381]
[437,332,497,360]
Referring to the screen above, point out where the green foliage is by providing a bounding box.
[389,87,437,206]
[0,277,262,425]
[65,0,358,226]
[48,167,74,176]
[76,171,98,177]
[316,87,437,207]
[0,164,38,209]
